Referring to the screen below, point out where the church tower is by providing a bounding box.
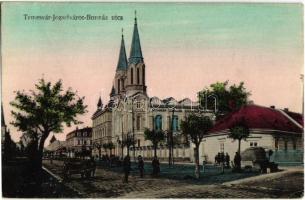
[113,29,128,98]
[125,11,147,97]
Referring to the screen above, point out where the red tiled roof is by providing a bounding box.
[209,105,303,134]
[284,111,304,127]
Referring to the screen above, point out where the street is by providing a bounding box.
[43,160,303,198]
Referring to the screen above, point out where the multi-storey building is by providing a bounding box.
[66,127,92,158]
[91,13,214,161]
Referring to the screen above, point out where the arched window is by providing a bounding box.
[136,116,141,130]
[118,79,121,93]
[155,115,162,130]
[172,115,179,131]
[142,67,145,84]
[137,68,140,84]
[131,68,134,84]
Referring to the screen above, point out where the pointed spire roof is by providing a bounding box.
[116,29,128,71]
[97,96,103,109]
[110,86,115,97]
[50,135,57,144]
[129,11,143,65]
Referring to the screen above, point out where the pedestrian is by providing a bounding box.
[225,153,230,168]
[152,156,160,177]
[123,155,131,183]
[234,152,241,170]
[214,154,218,165]
[138,155,144,178]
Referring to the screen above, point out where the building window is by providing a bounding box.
[84,140,87,145]
[155,115,162,130]
[250,142,257,147]
[136,116,141,130]
[131,68,134,84]
[284,140,288,151]
[137,68,140,84]
[138,139,140,147]
[78,140,80,145]
[136,101,141,109]
[172,115,179,131]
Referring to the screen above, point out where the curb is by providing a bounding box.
[221,169,298,186]
[42,166,84,197]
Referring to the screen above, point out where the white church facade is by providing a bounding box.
[91,14,214,161]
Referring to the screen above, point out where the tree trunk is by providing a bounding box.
[154,144,157,157]
[127,146,130,156]
[98,148,101,159]
[194,145,200,179]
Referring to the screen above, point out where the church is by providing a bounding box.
[91,14,214,161]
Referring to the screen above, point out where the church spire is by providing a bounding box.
[129,10,143,65]
[97,96,103,109]
[116,28,128,71]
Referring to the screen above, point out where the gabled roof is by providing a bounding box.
[128,16,143,65]
[209,104,303,134]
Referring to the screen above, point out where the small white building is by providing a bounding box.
[198,105,303,165]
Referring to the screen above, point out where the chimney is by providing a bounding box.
[284,108,289,112]
[270,105,275,109]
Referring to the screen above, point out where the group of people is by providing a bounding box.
[214,152,231,168]
[122,155,160,183]
[214,152,242,170]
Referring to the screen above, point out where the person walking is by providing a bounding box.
[138,155,144,178]
[152,156,160,177]
[225,153,230,168]
[234,152,241,171]
[123,155,131,183]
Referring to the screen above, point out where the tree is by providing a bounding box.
[198,81,251,116]
[144,128,165,157]
[229,121,250,155]
[107,142,115,155]
[3,130,16,161]
[93,142,102,158]
[10,78,87,170]
[180,114,213,179]
[122,134,135,156]
[103,142,115,155]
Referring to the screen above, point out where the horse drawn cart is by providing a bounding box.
[63,159,96,180]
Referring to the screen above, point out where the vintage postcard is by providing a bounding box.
[1,2,304,198]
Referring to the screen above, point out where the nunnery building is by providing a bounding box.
[91,14,214,161]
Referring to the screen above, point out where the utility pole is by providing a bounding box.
[121,113,124,159]
[301,74,304,116]
[131,98,136,162]
[171,108,175,166]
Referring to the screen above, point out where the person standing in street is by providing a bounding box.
[234,152,241,171]
[138,155,144,178]
[123,155,131,183]
[152,156,160,177]
[225,153,230,168]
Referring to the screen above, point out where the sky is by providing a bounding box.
[1,2,303,143]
